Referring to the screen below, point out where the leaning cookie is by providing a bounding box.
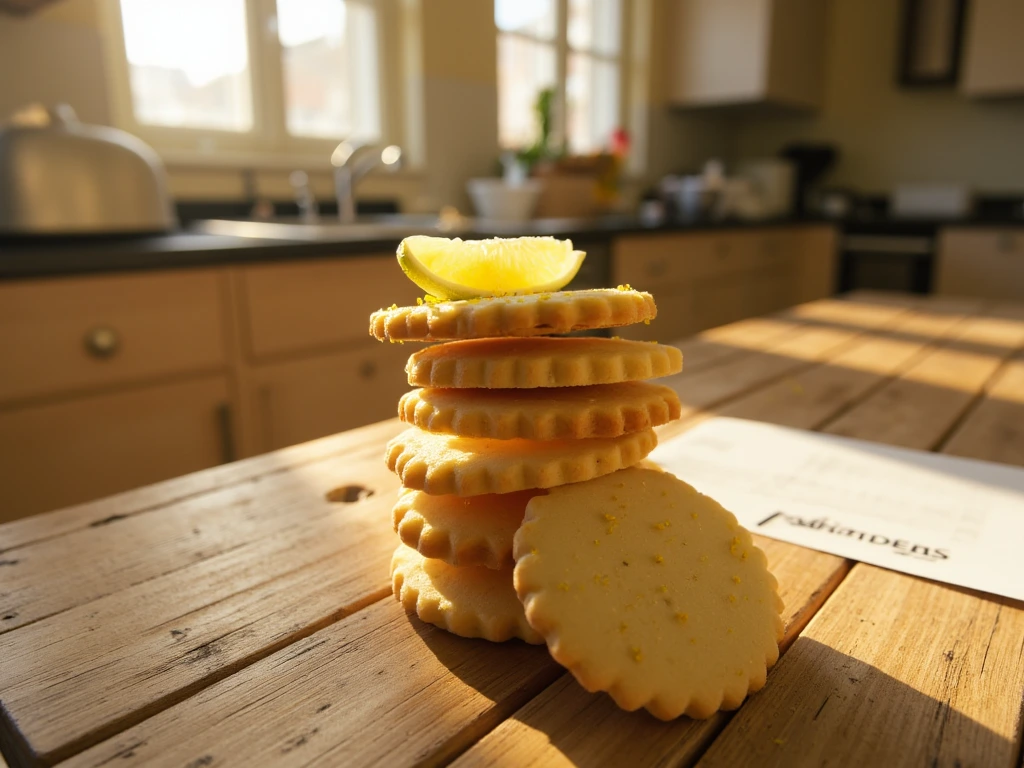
[513,467,784,720]
[390,544,543,644]
[392,488,540,569]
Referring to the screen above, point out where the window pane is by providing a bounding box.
[118,0,252,131]
[566,53,619,153]
[495,0,556,39]
[567,0,621,55]
[498,34,557,149]
[278,0,381,141]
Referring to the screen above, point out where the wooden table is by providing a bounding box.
[2,292,1023,768]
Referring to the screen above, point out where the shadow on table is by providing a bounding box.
[448,638,1017,768]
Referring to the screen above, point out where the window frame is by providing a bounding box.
[496,0,633,156]
[98,0,410,168]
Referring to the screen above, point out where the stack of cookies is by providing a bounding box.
[369,237,784,720]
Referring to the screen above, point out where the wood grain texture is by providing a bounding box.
[822,311,1024,450]
[942,353,1024,466]
[0,445,403,763]
[715,302,977,430]
[62,599,563,768]
[697,566,1024,768]
[0,421,404,637]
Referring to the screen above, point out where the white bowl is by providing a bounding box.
[467,178,542,222]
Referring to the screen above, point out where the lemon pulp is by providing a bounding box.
[397,235,585,300]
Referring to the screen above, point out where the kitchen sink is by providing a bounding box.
[192,213,643,242]
[192,214,460,242]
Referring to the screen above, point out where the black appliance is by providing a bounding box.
[780,143,838,217]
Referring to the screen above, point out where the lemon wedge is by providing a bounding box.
[397,236,585,300]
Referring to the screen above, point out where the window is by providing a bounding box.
[496,0,623,155]
[105,0,387,160]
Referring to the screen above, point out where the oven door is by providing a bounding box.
[838,234,935,294]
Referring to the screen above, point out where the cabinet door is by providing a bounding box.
[248,343,413,454]
[961,0,1024,97]
[935,229,1024,301]
[0,376,231,522]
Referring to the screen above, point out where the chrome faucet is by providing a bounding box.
[331,141,403,224]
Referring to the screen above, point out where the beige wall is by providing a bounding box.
[732,0,1024,194]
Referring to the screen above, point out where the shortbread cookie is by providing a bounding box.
[393,488,539,569]
[398,382,682,440]
[406,337,683,389]
[370,288,656,342]
[513,467,784,720]
[390,544,543,644]
[385,427,657,496]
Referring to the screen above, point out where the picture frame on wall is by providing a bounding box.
[898,0,968,87]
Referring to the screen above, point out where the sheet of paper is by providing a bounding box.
[649,417,1024,601]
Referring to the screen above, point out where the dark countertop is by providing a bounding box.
[1,214,1021,281]
[0,216,821,281]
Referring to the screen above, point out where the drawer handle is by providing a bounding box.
[84,326,120,359]
[359,360,377,379]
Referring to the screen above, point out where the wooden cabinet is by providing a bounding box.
[0,254,419,522]
[245,343,413,454]
[0,270,225,403]
[961,0,1024,97]
[0,376,231,522]
[935,228,1024,301]
[670,0,827,109]
[613,226,834,342]
[238,256,422,360]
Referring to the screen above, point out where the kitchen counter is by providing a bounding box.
[1,292,1022,768]
[0,217,824,280]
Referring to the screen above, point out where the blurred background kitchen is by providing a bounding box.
[1,0,1022,522]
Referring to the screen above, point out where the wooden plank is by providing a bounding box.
[0,420,406,634]
[942,354,1024,466]
[0,446,403,764]
[0,418,404,554]
[715,303,974,430]
[821,312,1024,450]
[657,310,909,443]
[60,598,563,768]
[670,316,806,373]
[452,538,849,768]
[697,567,1024,768]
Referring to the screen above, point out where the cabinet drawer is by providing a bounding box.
[248,342,413,453]
[0,375,231,522]
[0,270,226,403]
[239,256,423,359]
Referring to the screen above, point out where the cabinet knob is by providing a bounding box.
[358,360,377,379]
[84,326,120,359]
